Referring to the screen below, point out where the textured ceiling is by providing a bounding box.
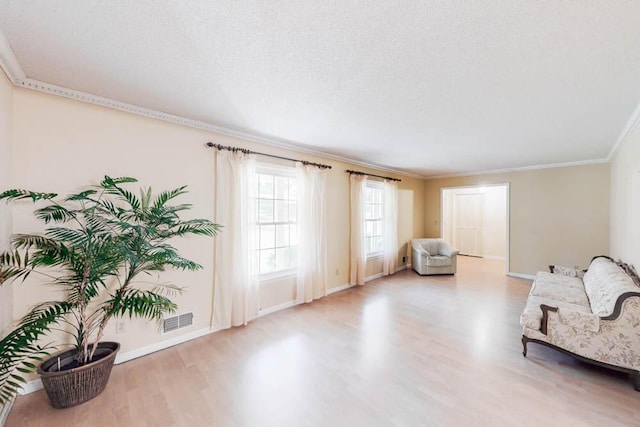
[1,1,640,176]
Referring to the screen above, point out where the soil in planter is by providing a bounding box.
[45,350,112,373]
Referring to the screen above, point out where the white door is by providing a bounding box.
[453,193,483,257]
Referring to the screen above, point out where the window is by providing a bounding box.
[364,182,384,256]
[256,166,297,276]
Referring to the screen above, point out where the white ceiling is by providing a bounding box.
[1,1,640,177]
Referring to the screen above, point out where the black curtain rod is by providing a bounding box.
[206,142,332,170]
[346,169,401,182]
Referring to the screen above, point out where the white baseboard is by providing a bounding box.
[396,263,412,272]
[0,400,14,425]
[508,272,536,280]
[19,378,42,395]
[366,273,383,282]
[483,255,506,262]
[327,283,354,295]
[115,327,214,365]
[259,300,297,317]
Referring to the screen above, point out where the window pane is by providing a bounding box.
[375,188,383,203]
[276,247,290,271]
[260,224,275,249]
[275,200,288,222]
[365,187,372,203]
[290,224,297,245]
[374,236,384,252]
[365,204,372,220]
[288,201,296,222]
[275,176,289,200]
[260,249,276,274]
[365,220,374,237]
[289,181,297,199]
[258,199,274,222]
[365,237,373,254]
[259,174,274,198]
[289,246,297,268]
[276,224,289,247]
[376,204,383,220]
[256,169,298,276]
[374,220,382,237]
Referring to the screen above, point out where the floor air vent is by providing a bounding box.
[163,312,193,333]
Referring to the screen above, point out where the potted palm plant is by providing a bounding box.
[0,176,219,408]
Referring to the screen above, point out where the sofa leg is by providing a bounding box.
[632,372,640,392]
[521,336,528,357]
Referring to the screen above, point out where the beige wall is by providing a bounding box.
[610,123,640,269]
[9,87,425,355]
[425,164,610,275]
[0,68,13,336]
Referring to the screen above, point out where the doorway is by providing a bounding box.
[441,184,509,272]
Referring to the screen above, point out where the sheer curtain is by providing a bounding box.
[296,164,328,303]
[382,179,399,276]
[212,149,260,330]
[350,174,367,286]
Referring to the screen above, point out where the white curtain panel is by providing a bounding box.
[212,150,260,329]
[383,180,399,276]
[296,164,328,303]
[350,174,367,286]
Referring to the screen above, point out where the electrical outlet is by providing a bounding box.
[335,269,340,276]
[116,321,126,334]
[402,256,407,263]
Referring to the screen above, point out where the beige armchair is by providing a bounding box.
[411,238,459,275]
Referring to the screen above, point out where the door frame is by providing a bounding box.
[440,183,510,274]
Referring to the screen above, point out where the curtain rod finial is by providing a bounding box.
[206,142,215,147]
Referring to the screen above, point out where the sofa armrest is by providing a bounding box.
[438,241,459,258]
[540,304,600,335]
[557,308,600,332]
[441,248,459,258]
[539,304,558,335]
[411,241,431,256]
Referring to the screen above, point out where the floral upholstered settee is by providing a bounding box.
[520,256,640,390]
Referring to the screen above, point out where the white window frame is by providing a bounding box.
[256,163,298,281]
[364,180,384,259]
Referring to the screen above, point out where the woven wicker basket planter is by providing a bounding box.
[37,342,120,409]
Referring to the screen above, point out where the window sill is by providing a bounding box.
[366,253,383,260]
[259,269,297,284]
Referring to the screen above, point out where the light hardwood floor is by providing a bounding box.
[6,257,640,426]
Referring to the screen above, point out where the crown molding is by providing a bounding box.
[607,99,640,161]
[426,157,609,180]
[18,77,424,179]
[0,28,25,83]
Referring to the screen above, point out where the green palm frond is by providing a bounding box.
[0,250,32,283]
[153,186,188,210]
[100,176,138,187]
[172,219,221,237]
[33,205,77,224]
[45,227,88,246]
[140,186,153,210]
[11,234,58,250]
[0,301,72,405]
[106,288,177,320]
[65,189,98,201]
[0,189,57,202]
